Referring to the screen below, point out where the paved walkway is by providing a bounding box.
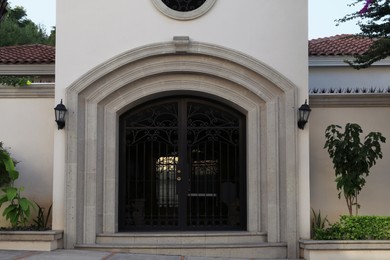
[0,250,279,260]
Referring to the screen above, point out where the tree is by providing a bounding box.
[337,0,390,69]
[0,5,54,46]
[324,123,386,216]
[0,0,7,22]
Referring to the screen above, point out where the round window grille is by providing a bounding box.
[152,0,216,20]
[161,0,206,12]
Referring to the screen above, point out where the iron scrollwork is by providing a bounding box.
[187,103,240,146]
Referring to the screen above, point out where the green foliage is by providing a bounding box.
[324,123,386,216]
[0,142,41,229]
[337,0,390,68]
[314,215,390,240]
[0,142,18,187]
[311,209,330,238]
[0,186,36,228]
[0,76,32,87]
[33,203,52,230]
[0,5,54,46]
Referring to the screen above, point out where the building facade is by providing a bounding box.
[54,0,309,258]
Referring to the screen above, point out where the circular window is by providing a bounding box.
[152,0,216,20]
[161,0,206,12]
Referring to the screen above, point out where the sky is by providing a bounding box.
[7,0,362,39]
[7,0,55,33]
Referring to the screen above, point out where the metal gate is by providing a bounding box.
[118,97,246,231]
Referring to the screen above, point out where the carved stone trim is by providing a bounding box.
[173,36,190,53]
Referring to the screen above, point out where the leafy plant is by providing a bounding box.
[0,142,19,187]
[314,215,390,240]
[0,142,37,228]
[33,203,52,230]
[0,76,32,87]
[0,186,36,228]
[311,209,330,238]
[324,123,386,216]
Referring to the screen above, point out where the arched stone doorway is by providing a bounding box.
[64,37,299,257]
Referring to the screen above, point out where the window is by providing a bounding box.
[151,0,216,20]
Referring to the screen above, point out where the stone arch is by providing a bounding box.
[65,37,298,255]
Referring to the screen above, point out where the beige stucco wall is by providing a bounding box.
[0,96,54,225]
[309,96,390,223]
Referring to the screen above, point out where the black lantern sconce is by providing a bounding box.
[54,99,67,130]
[298,99,311,130]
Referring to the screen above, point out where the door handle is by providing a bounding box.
[176,176,182,181]
[177,169,182,174]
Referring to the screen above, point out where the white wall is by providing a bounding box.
[0,98,54,225]
[56,0,308,91]
[309,58,390,91]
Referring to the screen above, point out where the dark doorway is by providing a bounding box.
[118,97,246,231]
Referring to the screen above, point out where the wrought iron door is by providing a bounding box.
[119,97,246,231]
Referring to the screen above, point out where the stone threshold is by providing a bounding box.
[76,242,288,259]
[96,231,268,244]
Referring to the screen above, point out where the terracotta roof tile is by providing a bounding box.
[0,44,55,64]
[309,34,374,56]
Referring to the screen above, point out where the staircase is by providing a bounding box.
[75,232,290,259]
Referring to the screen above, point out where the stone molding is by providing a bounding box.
[151,0,217,20]
[65,38,299,257]
[0,84,54,98]
[309,93,390,107]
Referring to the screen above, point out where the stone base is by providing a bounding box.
[300,240,390,260]
[0,230,63,251]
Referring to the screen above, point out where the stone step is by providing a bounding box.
[75,242,288,259]
[96,231,267,245]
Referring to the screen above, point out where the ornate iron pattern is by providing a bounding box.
[125,103,178,146]
[161,0,206,12]
[187,102,240,146]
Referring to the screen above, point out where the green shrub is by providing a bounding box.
[0,186,36,228]
[0,142,19,187]
[314,215,390,240]
[33,202,52,230]
[0,76,32,87]
[311,209,330,238]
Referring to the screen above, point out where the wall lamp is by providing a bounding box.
[54,99,67,130]
[298,99,311,130]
